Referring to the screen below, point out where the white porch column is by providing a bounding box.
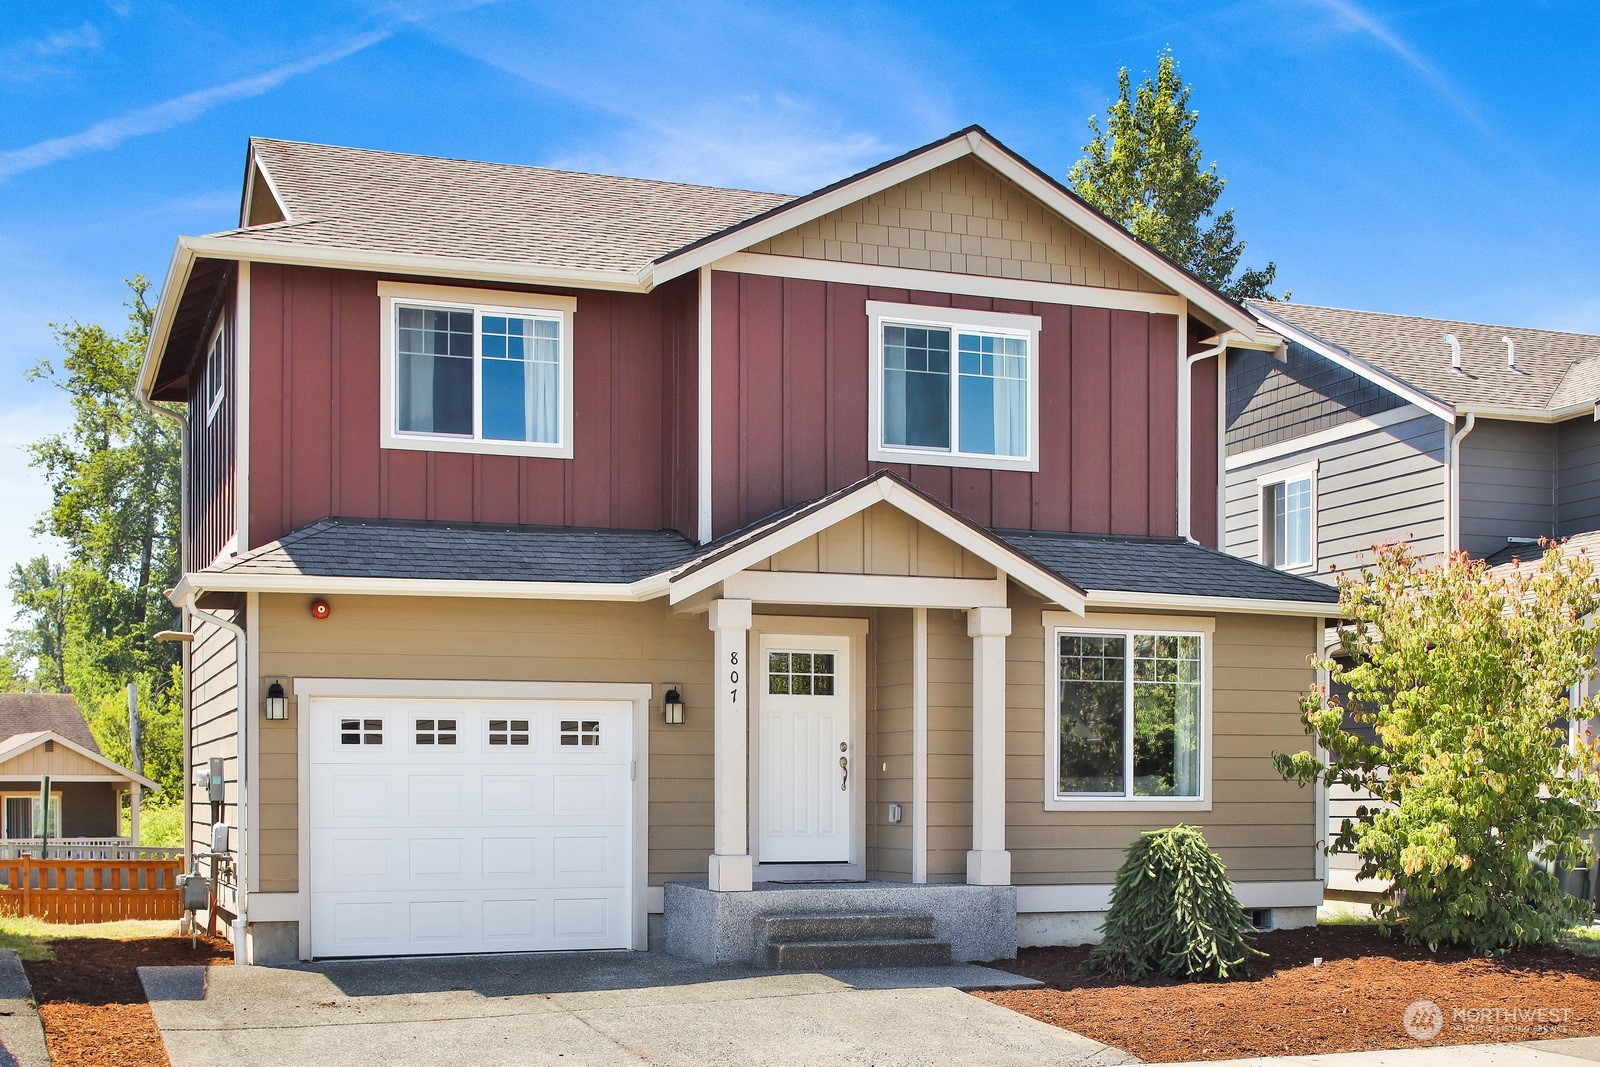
[708,598,754,892]
[967,605,1012,886]
[129,785,141,847]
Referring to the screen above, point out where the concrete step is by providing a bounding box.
[768,937,953,970]
[762,913,936,945]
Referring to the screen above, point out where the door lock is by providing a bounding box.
[839,755,849,790]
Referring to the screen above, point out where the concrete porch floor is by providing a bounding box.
[139,949,1130,1067]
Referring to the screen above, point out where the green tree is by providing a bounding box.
[1069,50,1279,301]
[5,556,69,691]
[1276,541,1600,953]
[7,276,185,794]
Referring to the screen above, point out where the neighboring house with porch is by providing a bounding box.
[1222,301,1600,893]
[0,693,160,853]
[136,125,1339,967]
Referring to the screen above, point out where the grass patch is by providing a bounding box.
[1560,924,1600,958]
[0,917,179,961]
[1316,901,1380,926]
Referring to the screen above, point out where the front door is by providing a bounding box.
[756,633,853,864]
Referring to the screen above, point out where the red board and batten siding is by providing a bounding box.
[187,273,238,567]
[244,265,698,551]
[709,270,1199,540]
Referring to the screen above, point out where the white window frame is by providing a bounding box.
[378,281,577,459]
[1256,461,1319,574]
[866,300,1041,473]
[0,791,62,839]
[203,320,226,425]
[1043,611,1214,813]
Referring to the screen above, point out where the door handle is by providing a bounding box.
[839,755,849,791]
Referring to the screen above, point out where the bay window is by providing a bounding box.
[868,301,1040,471]
[1045,613,1212,810]
[379,282,575,458]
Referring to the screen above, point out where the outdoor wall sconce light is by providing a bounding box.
[663,687,685,726]
[265,680,288,721]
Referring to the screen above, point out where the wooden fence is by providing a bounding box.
[0,856,183,923]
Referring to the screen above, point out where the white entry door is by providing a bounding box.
[757,634,853,863]
[308,696,632,958]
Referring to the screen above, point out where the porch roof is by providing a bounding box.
[184,474,1340,615]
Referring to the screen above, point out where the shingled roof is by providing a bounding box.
[223,138,795,274]
[0,694,100,753]
[1252,301,1600,416]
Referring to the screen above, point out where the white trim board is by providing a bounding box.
[717,253,1184,315]
[1016,880,1324,913]
[1225,405,1436,472]
[290,678,652,959]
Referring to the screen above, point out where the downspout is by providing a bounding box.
[184,586,249,965]
[1447,412,1477,555]
[1178,336,1228,543]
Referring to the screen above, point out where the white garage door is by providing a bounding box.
[308,696,633,958]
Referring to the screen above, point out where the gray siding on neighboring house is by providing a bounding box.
[1457,419,1556,559]
[1225,410,1449,582]
[1226,341,1409,452]
[1558,417,1600,536]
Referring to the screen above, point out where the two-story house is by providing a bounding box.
[1223,300,1600,894]
[137,126,1338,966]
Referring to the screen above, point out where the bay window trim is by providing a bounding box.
[378,281,577,459]
[1042,611,1214,813]
[866,300,1041,473]
[1256,461,1319,574]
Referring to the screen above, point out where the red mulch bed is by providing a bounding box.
[978,925,1600,1061]
[23,935,232,1067]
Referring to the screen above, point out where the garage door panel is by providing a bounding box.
[310,696,634,958]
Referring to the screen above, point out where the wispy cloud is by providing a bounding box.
[2,21,104,81]
[0,30,389,183]
[1304,0,1490,134]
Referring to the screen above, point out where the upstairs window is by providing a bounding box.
[1259,464,1316,572]
[379,283,576,458]
[204,323,226,425]
[867,301,1040,472]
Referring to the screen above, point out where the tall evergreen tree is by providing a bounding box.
[1069,50,1279,302]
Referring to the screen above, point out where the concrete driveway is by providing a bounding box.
[140,951,1135,1067]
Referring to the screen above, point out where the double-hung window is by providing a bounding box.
[1045,613,1212,811]
[867,301,1040,472]
[379,282,576,458]
[1258,463,1317,572]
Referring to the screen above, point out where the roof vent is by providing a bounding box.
[1504,335,1519,373]
[1444,333,1462,374]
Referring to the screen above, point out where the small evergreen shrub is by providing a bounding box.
[1088,824,1262,981]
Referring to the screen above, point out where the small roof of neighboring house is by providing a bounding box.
[0,729,160,791]
[0,693,100,753]
[189,474,1340,613]
[228,138,795,275]
[1251,301,1600,418]
[1482,530,1600,572]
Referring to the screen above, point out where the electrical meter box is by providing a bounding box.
[208,757,225,804]
[175,872,210,912]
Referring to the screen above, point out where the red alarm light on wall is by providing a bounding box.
[309,598,332,620]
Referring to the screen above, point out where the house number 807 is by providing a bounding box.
[729,651,739,704]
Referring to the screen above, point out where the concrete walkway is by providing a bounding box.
[0,951,48,1067]
[141,950,1132,1067]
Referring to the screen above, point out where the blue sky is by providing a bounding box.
[1,0,1597,625]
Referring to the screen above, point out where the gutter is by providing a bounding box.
[183,586,250,966]
[1177,333,1228,543]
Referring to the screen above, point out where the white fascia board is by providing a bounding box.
[242,151,290,227]
[1249,306,1456,422]
[179,235,650,293]
[718,252,1184,315]
[137,240,200,400]
[182,571,669,602]
[722,570,1008,609]
[1083,588,1339,617]
[1453,402,1593,424]
[644,137,973,286]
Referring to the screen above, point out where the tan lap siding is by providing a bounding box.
[926,608,974,882]
[255,594,715,893]
[190,608,241,899]
[870,608,912,880]
[1003,592,1319,885]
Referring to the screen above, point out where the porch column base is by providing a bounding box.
[708,853,753,893]
[966,849,1011,887]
